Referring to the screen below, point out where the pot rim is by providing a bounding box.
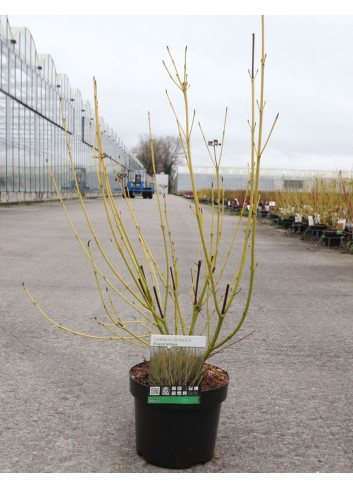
[129,361,229,408]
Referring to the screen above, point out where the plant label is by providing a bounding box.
[148,335,206,405]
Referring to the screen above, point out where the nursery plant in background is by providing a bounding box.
[23,16,278,469]
[271,175,352,229]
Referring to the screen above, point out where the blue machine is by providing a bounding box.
[124,169,154,199]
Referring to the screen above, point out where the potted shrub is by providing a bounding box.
[23,16,277,469]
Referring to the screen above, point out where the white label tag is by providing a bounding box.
[150,334,207,349]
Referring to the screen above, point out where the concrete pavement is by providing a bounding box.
[1,195,352,473]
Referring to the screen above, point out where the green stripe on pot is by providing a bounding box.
[147,395,201,405]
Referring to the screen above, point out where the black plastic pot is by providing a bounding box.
[129,364,229,469]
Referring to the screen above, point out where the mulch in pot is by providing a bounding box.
[130,361,229,391]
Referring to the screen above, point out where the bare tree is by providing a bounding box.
[133,134,183,179]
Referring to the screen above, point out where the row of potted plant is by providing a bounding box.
[187,174,353,253]
[266,175,352,228]
[193,174,353,227]
[259,176,353,251]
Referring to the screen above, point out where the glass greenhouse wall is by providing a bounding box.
[0,15,143,203]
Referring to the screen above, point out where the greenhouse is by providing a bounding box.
[0,15,142,203]
[174,166,350,194]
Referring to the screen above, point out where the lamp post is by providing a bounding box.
[208,139,221,166]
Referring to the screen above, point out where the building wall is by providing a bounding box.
[175,166,350,193]
[0,16,142,203]
[155,173,169,194]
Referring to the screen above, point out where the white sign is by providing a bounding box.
[150,334,207,349]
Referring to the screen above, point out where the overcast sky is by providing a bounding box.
[7,2,353,173]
